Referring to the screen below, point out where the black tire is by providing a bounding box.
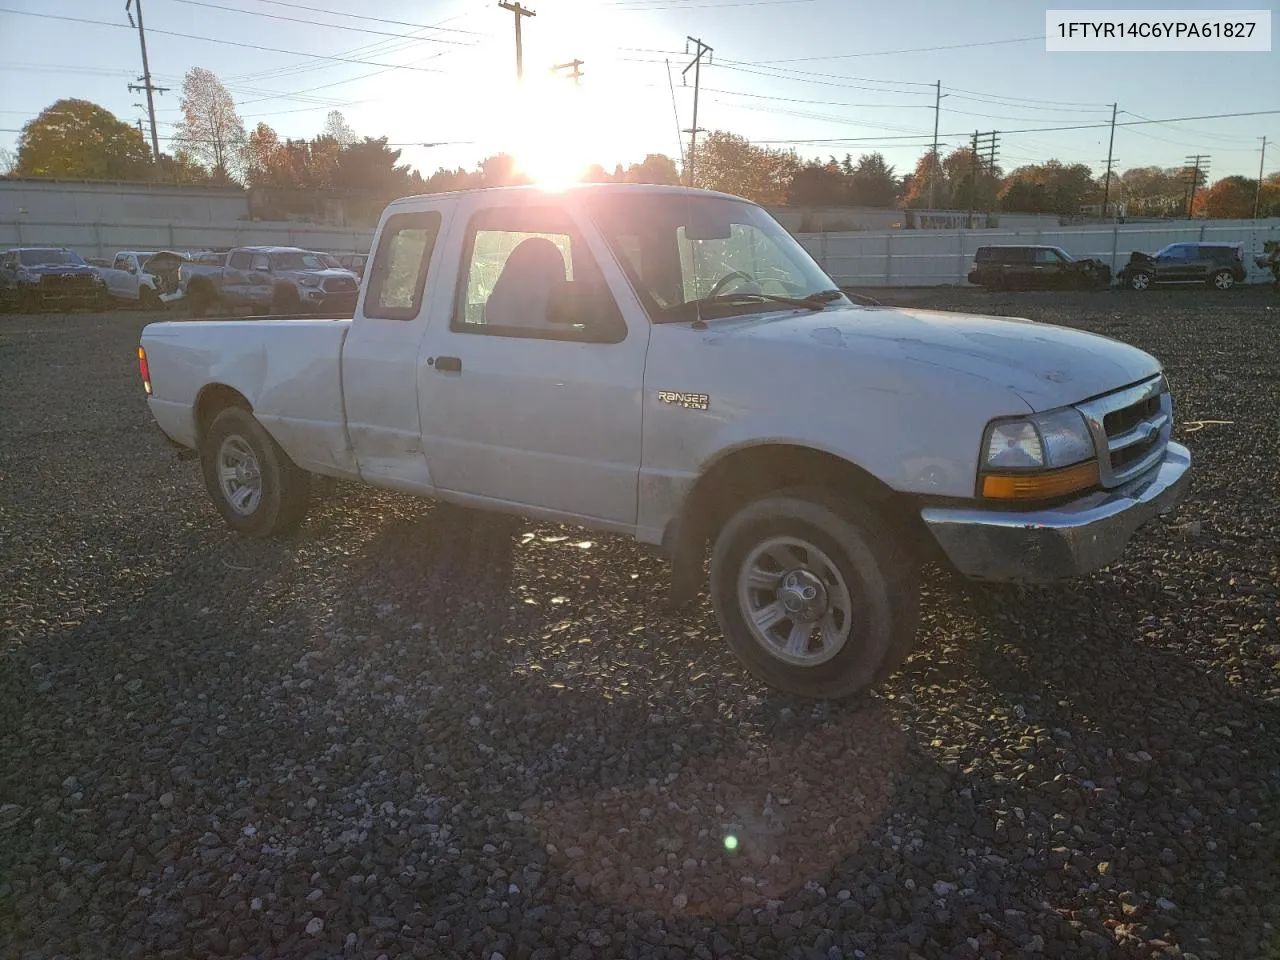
[140,285,161,311]
[199,406,311,538]
[272,285,301,315]
[1128,271,1152,291]
[709,487,920,699]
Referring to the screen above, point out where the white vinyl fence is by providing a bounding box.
[797,218,1280,287]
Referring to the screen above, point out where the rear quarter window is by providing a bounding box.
[364,210,443,321]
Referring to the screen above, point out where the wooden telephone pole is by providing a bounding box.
[681,37,712,187]
[498,1,536,80]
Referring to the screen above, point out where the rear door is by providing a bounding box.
[417,194,648,529]
[222,250,254,304]
[1156,244,1197,282]
[248,253,273,307]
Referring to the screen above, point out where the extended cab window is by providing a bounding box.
[453,205,620,339]
[114,255,131,271]
[250,254,270,271]
[364,210,442,321]
[229,251,252,270]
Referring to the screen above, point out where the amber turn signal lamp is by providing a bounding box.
[981,460,1099,501]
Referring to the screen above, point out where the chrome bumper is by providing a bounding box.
[920,441,1191,582]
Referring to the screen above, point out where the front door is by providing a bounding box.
[418,198,648,529]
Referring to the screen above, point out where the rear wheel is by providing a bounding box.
[200,406,311,537]
[709,488,920,699]
[1210,269,1235,291]
[1128,271,1152,291]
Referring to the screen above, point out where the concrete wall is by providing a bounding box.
[0,178,250,225]
[798,219,1280,287]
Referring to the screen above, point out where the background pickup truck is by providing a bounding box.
[95,250,186,309]
[1,246,107,312]
[178,245,360,317]
[138,183,1192,700]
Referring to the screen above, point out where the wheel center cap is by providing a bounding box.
[778,569,828,622]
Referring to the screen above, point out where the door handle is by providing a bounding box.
[434,356,462,373]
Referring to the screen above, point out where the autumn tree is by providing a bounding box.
[0,146,15,176]
[155,151,211,185]
[173,67,247,183]
[903,151,947,208]
[997,160,1096,215]
[1192,175,1258,219]
[691,130,799,205]
[245,122,292,187]
[1116,166,1183,216]
[943,146,1001,212]
[622,153,680,185]
[14,99,152,180]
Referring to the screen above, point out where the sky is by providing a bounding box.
[0,0,1277,185]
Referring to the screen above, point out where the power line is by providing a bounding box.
[124,0,168,163]
[0,9,453,74]
[167,0,477,46]
[749,109,1280,144]
[211,0,483,36]
[752,34,1045,64]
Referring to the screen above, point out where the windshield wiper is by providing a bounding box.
[680,291,832,327]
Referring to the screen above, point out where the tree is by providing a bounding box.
[332,137,421,194]
[0,146,16,176]
[903,151,947,208]
[997,160,1096,215]
[1117,166,1183,216]
[787,160,848,206]
[622,153,680,185]
[173,67,247,183]
[848,153,897,207]
[323,110,357,148]
[943,146,1001,212]
[155,151,211,185]
[245,122,291,187]
[1193,175,1257,219]
[691,130,799,205]
[14,99,152,180]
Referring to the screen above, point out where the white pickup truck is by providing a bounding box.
[138,183,1191,699]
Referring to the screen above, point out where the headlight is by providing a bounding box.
[980,407,1098,501]
[297,276,321,287]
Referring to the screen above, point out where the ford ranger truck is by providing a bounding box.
[137,184,1192,700]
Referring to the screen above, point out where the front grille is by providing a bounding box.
[39,273,95,290]
[1076,374,1172,488]
[322,276,357,293]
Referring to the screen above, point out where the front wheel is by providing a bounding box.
[709,489,920,699]
[200,406,311,537]
[1210,269,1235,291]
[1128,271,1152,291]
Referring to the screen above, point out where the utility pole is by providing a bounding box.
[498,1,536,81]
[125,0,168,164]
[1101,102,1118,219]
[681,36,712,188]
[1183,154,1210,217]
[1255,136,1268,219]
[927,80,942,211]
[968,130,998,227]
[551,59,584,86]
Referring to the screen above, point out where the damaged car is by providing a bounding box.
[0,247,108,313]
[1117,242,1247,291]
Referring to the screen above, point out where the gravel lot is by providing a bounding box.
[2,287,1278,960]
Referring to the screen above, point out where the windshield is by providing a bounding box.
[19,249,85,266]
[269,251,328,271]
[584,192,846,322]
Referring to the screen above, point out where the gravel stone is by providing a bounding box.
[2,292,1278,959]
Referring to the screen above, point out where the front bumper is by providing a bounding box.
[920,441,1191,582]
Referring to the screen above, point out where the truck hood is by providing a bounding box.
[704,303,1161,411]
[21,263,97,276]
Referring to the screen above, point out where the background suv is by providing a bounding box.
[1117,242,1246,291]
[968,245,1111,290]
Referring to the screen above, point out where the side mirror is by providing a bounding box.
[546,280,627,342]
